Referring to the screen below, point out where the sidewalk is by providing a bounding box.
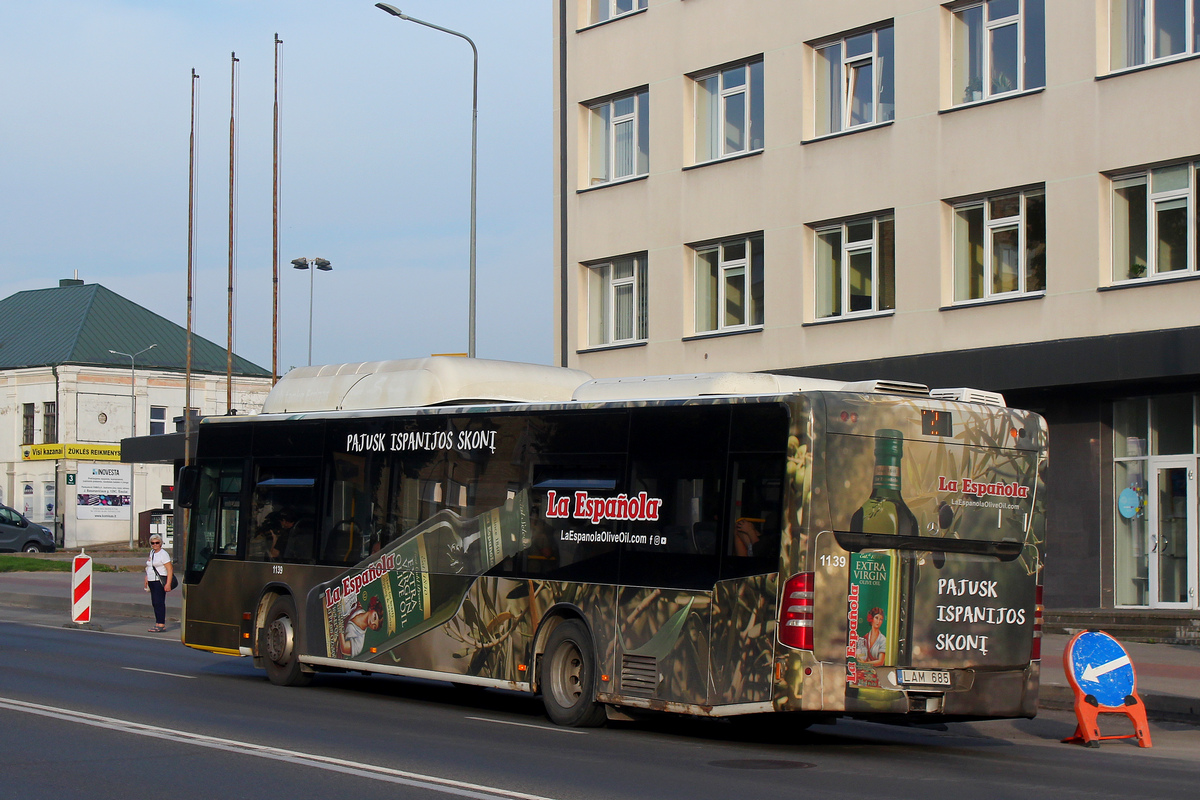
[0,548,181,622]
[1039,633,1200,725]
[1,553,1197,725]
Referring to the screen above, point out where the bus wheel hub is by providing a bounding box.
[266,615,294,663]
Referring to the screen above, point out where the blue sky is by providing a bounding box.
[0,1,554,371]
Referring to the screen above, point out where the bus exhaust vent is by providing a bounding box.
[620,655,658,698]
[840,379,930,398]
[930,387,1007,406]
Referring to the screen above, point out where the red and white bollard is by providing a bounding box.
[71,550,92,624]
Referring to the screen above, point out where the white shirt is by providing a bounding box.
[145,548,171,582]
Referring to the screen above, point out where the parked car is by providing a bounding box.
[0,504,56,553]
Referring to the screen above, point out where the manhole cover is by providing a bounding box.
[708,759,815,770]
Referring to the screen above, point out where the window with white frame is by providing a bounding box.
[587,0,646,26]
[953,188,1046,302]
[150,405,167,436]
[586,89,649,186]
[815,215,895,318]
[694,235,764,333]
[951,0,1046,105]
[1111,0,1200,70]
[694,59,764,162]
[814,24,894,137]
[587,254,647,346]
[1113,161,1197,281]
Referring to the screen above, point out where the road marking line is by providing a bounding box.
[465,716,588,735]
[122,667,196,679]
[0,696,559,800]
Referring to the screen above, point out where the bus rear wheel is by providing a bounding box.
[541,620,606,727]
[262,595,312,687]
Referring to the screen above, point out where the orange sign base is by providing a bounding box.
[1061,692,1152,748]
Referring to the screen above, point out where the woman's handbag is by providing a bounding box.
[154,565,179,591]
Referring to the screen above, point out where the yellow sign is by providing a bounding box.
[21,443,123,462]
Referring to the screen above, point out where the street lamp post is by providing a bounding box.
[108,343,156,547]
[291,257,332,366]
[375,3,478,358]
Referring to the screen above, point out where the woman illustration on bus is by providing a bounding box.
[338,595,384,657]
[857,607,887,667]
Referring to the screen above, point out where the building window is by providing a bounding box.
[694,234,764,333]
[1113,162,1197,282]
[586,89,649,186]
[587,0,646,26]
[815,215,895,318]
[22,403,35,445]
[1111,0,1200,70]
[150,406,167,436]
[43,402,57,445]
[814,24,894,136]
[587,254,647,346]
[693,59,764,162]
[953,188,1046,303]
[951,0,1046,105]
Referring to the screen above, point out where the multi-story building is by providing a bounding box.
[553,1,1200,614]
[0,279,271,547]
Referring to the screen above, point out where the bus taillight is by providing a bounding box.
[779,572,814,650]
[1030,584,1043,661]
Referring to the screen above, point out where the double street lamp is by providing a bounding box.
[375,3,478,358]
[108,343,156,547]
[291,257,332,366]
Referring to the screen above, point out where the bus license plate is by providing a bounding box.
[900,669,951,686]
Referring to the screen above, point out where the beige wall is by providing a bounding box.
[554,0,1200,378]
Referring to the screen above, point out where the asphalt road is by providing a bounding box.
[2,606,1199,800]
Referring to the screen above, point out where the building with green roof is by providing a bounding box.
[1,279,272,548]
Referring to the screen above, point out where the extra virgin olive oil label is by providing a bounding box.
[847,551,897,686]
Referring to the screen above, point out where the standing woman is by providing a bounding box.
[143,535,173,632]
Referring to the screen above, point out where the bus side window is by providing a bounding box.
[321,449,391,567]
[515,460,623,583]
[187,460,243,573]
[250,465,317,564]
[722,456,784,580]
[621,406,728,590]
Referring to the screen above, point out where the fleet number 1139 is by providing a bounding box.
[820,554,847,568]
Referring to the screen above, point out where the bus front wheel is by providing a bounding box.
[262,595,312,687]
[541,620,606,727]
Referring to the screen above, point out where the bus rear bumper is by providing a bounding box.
[843,661,1040,719]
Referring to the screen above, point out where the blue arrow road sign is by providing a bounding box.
[1067,631,1135,707]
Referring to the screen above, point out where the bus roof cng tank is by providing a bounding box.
[260,358,998,414]
[571,372,931,402]
[261,357,594,413]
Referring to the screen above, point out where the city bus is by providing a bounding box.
[178,357,1047,727]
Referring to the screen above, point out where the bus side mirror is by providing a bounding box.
[176,466,199,509]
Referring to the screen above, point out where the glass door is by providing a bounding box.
[1147,458,1196,608]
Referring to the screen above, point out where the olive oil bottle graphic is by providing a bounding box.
[850,429,918,536]
[847,429,916,676]
[320,491,531,661]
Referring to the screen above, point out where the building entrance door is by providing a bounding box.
[1147,458,1196,609]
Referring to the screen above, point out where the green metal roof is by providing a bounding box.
[0,282,270,376]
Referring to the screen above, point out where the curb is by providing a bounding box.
[1038,684,1200,726]
[0,592,180,623]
